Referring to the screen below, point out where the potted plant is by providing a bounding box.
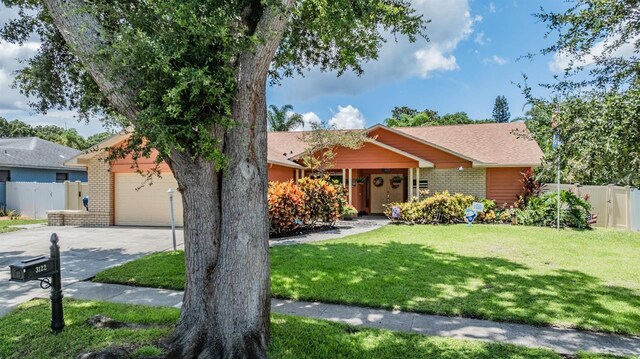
[341,205,358,220]
[355,177,367,184]
[390,175,403,189]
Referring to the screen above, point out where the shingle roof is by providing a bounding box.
[265,122,543,167]
[394,122,543,166]
[0,137,84,170]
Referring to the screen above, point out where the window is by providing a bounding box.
[55,173,69,183]
[0,170,9,182]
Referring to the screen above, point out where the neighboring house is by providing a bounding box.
[0,137,88,207]
[57,122,542,227]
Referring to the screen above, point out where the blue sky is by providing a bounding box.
[0,0,568,136]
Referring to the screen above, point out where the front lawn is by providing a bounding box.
[0,219,47,233]
[94,224,640,335]
[0,299,580,359]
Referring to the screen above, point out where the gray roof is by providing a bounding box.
[0,137,86,171]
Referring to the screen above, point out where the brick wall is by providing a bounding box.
[47,210,110,227]
[87,155,114,225]
[420,168,486,199]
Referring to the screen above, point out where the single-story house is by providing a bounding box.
[0,137,88,207]
[54,122,542,227]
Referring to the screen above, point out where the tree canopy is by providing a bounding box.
[385,106,484,127]
[524,1,640,187]
[0,1,429,357]
[0,116,112,150]
[492,96,510,123]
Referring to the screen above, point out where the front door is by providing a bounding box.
[370,174,404,213]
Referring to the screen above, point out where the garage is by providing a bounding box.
[114,173,184,226]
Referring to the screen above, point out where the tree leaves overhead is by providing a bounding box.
[1,0,427,165]
[536,0,640,93]
[271,0,427,81]
[525,1,640,187]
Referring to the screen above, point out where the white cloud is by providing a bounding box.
[291,112,322,131]
[483,55,508,65]
[549,34,638,73]
[474,32,486,45]
[488,2,496,13]
[274,0,480,100]
[329,105,366,129]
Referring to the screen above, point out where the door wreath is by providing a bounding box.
[373,176,384,187]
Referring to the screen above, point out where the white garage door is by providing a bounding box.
[115,173,184,226]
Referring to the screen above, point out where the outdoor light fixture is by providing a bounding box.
[458,166,464,172]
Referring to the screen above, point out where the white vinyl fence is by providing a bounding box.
[543,184,640,231]
[6,181,88,219]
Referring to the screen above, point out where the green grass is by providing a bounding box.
[0,219,47,233]
[94,224,640,335]
[0,299,616,359]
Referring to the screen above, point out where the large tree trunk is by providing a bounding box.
[42,0,293,357]
[163,3,293,358]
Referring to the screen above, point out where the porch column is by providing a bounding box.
[348,168,353,205]
[415,167,420,200]
[342,169,346,187]
[408,168,414,199]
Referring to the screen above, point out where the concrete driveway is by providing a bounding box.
[0,226,184,317]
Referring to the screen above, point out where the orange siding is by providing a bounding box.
[330,143,418,169]
[268,164,295,182]
[370,128,471,168]
[486,167,528,206]
[111,150,172,173]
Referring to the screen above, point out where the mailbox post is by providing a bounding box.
[9,233,64,333]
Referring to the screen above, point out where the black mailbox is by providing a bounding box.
[10,256,57,282]
[7,234,65,333]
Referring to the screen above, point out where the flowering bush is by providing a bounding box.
[384,191,475,224]
[268,181,306,234]
[297,176,346,225]
[268,177,347,235]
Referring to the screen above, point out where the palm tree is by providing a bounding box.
[267,104,304,131]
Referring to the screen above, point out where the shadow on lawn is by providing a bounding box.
[270,242,640,334]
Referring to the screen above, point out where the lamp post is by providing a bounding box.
[167,188,177,251]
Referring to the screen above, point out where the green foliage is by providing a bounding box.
[384,191,475,224]
[0,116,113,150]
[2,0,427,166]
[301,121,369,176]
[341,204,358,217]
[267,104,303,131]
[514,190,592,229]
[268,177,347,235]
[523,93,640,186]
[385,107,479,127]
[492,95,510,123]
[524,1,640,187]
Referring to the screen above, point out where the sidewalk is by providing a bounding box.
[63,281,640,357]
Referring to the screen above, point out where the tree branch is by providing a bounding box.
[42,0,139,121]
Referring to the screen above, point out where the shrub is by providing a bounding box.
[268,181,306,234]
[268,177,347,235]
[384,191,475,224]
[297,176,346,225]
[342,204,358,216]
[514,190,592,229]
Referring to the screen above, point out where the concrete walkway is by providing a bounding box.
[63,281,640,357]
